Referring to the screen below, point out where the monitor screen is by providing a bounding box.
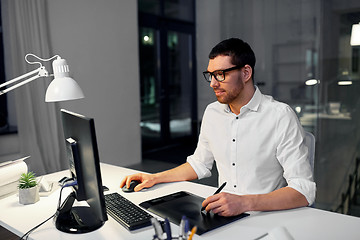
[54,109,108,234]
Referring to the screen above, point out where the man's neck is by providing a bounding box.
[228,85,256,115]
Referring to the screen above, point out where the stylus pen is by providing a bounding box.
[201,182,227,211]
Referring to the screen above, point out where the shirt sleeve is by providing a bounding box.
[275,106,317,205]
[187,106,215,179]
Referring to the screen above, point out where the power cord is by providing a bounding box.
[19,179,78,240]
[19,214,55,240]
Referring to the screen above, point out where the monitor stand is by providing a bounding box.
[54,191,105,234]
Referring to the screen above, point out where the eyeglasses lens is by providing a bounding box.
[215,72,225,81]
[204,71,225,82]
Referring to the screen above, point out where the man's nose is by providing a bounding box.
[210,76,219,88]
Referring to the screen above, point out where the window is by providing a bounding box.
[138,0,197,159]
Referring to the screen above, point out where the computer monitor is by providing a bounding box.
[54,109,108,234]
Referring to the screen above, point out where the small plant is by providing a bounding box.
[18,171,38,189]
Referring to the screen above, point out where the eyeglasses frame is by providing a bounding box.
[202,65,244,83]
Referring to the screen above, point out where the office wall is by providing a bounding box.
[46,0,141,167]
[195,0,221,120]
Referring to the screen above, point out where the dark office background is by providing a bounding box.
[0,5,360,240]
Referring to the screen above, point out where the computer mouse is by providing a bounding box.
[122,180,140,193]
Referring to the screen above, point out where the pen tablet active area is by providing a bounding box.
[140,191,249,235]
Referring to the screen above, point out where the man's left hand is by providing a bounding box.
[201,192,250,217]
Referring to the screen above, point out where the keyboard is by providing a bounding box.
[104,192,153,231]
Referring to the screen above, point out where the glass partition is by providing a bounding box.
[218,0,360,213]
[167,31,193,138]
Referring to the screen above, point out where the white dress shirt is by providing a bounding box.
[187,87,316,205]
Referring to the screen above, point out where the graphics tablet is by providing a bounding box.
[139,191,249,235]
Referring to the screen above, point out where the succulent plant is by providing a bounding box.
[18,171,38,189]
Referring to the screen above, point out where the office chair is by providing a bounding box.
[304,131,315,174]
[304,131,316,208]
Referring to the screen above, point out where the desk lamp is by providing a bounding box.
[0,53,84,102]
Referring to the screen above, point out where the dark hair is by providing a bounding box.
[209,38,256,80]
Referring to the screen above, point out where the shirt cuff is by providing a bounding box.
[288,179,317,206]
[186,156,212,179]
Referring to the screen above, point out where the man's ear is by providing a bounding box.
[242,64,253,83]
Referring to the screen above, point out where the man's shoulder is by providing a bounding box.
[260,94,299,126]
[261,94,293,113]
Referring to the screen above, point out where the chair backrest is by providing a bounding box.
[304,131,315,174]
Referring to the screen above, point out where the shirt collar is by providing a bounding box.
[244,85,261,112]
[223,86,262,114]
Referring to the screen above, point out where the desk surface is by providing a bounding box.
[1,163,360,240]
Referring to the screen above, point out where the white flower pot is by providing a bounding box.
[19,186,39,205]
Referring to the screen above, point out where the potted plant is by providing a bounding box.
[18,171,39,205]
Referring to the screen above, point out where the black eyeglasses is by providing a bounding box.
[203,65,243,83]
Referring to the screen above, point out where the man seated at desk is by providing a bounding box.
[121,38,316,217]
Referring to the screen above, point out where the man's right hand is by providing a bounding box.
[119,162,198,192]
[120,173,157,192]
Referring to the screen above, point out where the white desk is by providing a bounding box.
[1,163,360,240]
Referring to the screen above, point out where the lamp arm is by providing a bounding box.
[0,66,49,95]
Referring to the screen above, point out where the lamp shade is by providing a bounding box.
[350,22,360,46]
[45,57,84,102]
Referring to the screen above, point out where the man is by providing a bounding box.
[120,38,316,217]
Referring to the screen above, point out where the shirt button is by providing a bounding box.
[232,163,235,166]
[234,185,237,188]
[236,117,239,119]
[232,139,235,142]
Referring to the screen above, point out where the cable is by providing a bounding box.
[57,180,77,209]
[19,180,78,240]
[62,180,77,188]
[24,53,60,67]
[19,213,55,240]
